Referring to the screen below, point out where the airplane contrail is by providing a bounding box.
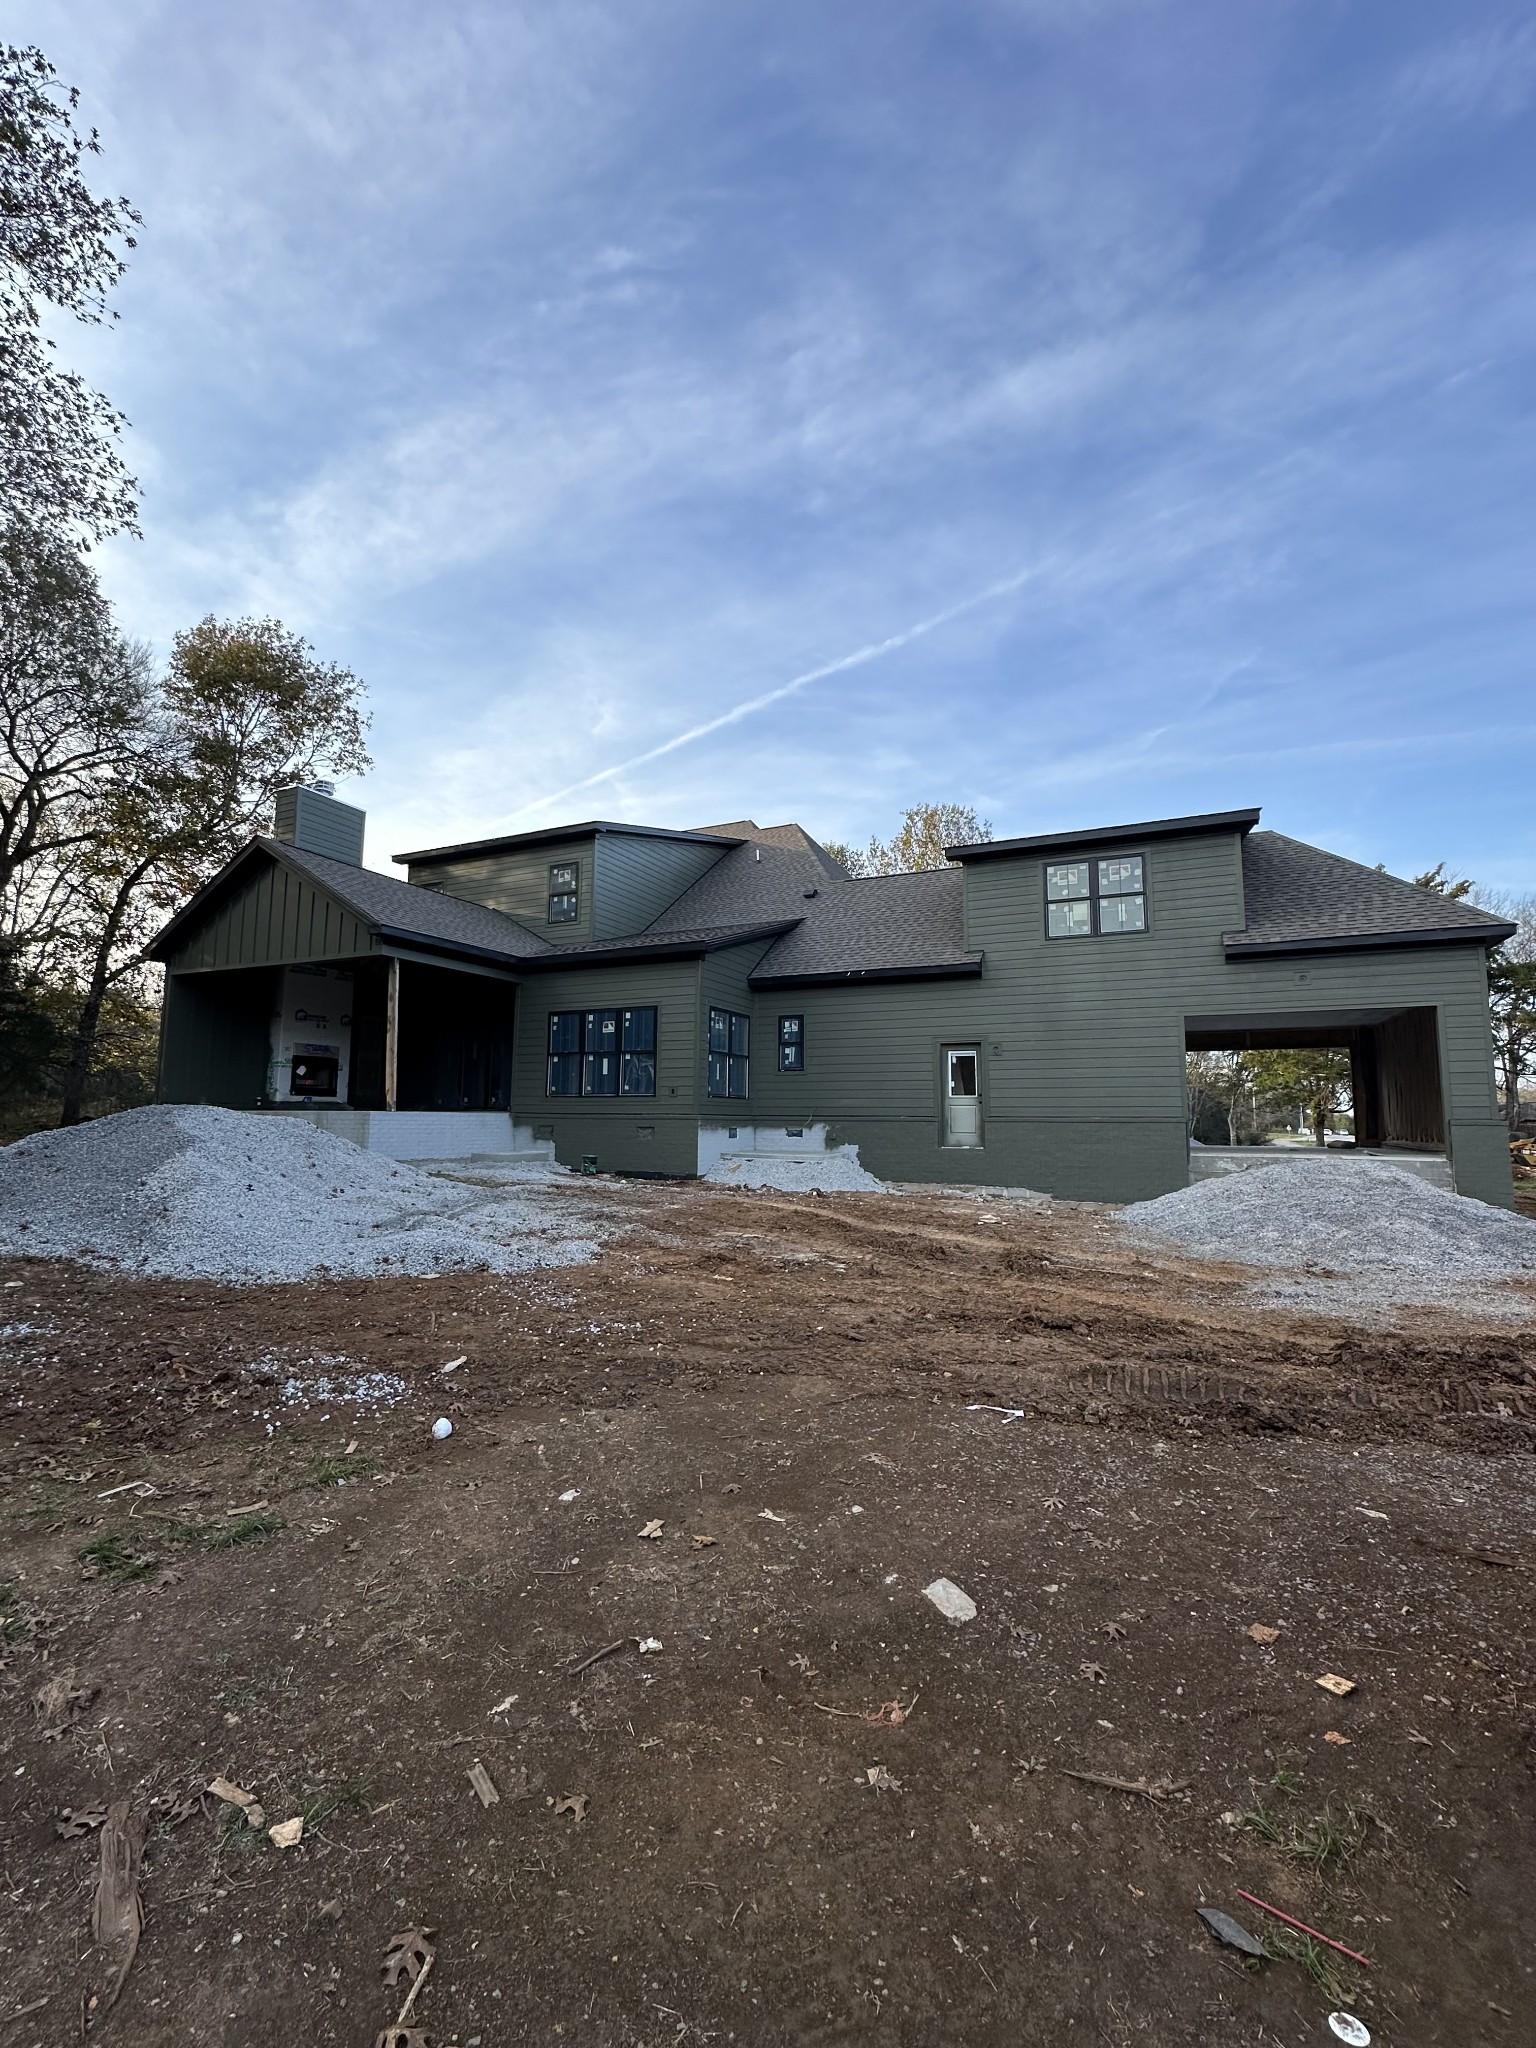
[509,559,1042,822]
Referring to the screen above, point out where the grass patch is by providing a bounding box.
[306,1451,377,1489]
[205,1511,282,1550]
[1240,1790,1371,1871]
[1261,1926,1362,2007]
[79,1532,152,1582]
[302,1781,373,1828]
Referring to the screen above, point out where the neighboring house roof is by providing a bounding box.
[691,819,848,878]
[147,837,554,967]
[751,867,982,985]
[946,807,1262,861]
[394,819,742,865]
[1226,833,1516,957]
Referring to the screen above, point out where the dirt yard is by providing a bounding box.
[2,1180,1533,2047]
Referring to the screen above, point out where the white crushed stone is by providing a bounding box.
[1124,1159,1536,1320]
[704,1148,887,1193]
[0,1105,603,1283]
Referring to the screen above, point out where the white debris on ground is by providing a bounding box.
[0,1105,604,1284]
[704,1148,887,1193]
[1123,1159,1536,1319]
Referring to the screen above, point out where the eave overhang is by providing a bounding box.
[1222,923,1517,960]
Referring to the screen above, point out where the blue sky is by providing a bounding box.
[33,0,1536,888]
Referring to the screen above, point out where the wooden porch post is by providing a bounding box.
[384,956,400,1111]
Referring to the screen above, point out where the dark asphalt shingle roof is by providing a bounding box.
[516,921,797,966]
[267,841,555,960]
[1230,832,1514,952]
[751,866,980,982]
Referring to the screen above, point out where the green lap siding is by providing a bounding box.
[408,837,597,941]
[594,835,726,938]
[512,960,702,1176]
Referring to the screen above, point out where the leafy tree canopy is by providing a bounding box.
[0,44,141,538]
[826,802,992,877]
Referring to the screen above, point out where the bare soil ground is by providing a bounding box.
[2,1181,1533,2048]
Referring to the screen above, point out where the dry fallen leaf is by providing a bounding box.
[56,1804,109,1840]
[691,1534,718,1548]
[1080,1662,1107,1684]
[373,2031,430,2048]
[554,1792,590,1822]
[381,1926,437,1990]
[639,1519,664,1540]
[1316,1673,1357,1697]
[1324,1730,1352,1746]
[1100,1621,1127,1641]
[33,1671,98,1734]
[862,1765,902,1794]
[789,1652,816,1675]
[1247,1624,1281,1645]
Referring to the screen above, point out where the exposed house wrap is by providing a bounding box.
[146,792,1519,1206]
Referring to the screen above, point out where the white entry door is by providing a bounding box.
[944,1047,982,1147]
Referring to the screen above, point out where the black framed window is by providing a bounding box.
[707,1008,750,1098]
[1045,854,1146,937]
[778,1015,805,1072]
[547,1007,656,1095]
[548,862,579,923]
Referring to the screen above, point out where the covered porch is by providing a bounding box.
[1185,1002,1454,1186]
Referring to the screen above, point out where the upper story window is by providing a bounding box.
[1045,854,1147,937]
[708,1008,750,1098]
[548,862,579,923]
[778,1015,805,1072]
[547,1007,656,1096]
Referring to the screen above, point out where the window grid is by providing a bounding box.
[547,862,579,924]
[547,1007,656,1096]
[708,1008,750,1098]
[1044,854,1147,938]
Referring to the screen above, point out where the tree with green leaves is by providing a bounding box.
[825,802,992,877]
[1471,890,1536,1129]
[52,616,371,1124]
[1246,1047,1353,1146]
[1,44,141,540]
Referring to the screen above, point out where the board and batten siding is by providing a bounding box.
[593,835,727,939]
[168,860,373,973]
[511,958,703,1176]
[407,838,596,942]
[159,966,275,1107]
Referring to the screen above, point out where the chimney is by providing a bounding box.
[273,784,366,866]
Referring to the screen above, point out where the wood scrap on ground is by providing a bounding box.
[91,1800,145,2008]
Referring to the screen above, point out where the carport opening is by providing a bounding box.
[1184,1005,1445,1154]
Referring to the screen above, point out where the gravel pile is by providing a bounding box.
[704,1149,887,1193]
[1124,1159,1536,1319]
[0,1106,601,1283]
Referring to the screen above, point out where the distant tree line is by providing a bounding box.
[0,43,369,1134]
[823,803,992,876]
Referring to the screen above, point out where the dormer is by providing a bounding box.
[393,821,741,942]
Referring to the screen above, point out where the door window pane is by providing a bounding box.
[949,1052,978,1096]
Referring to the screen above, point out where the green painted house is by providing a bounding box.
[147,789,1518,1206]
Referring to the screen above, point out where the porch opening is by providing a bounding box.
[1184,1005,1447,1179]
